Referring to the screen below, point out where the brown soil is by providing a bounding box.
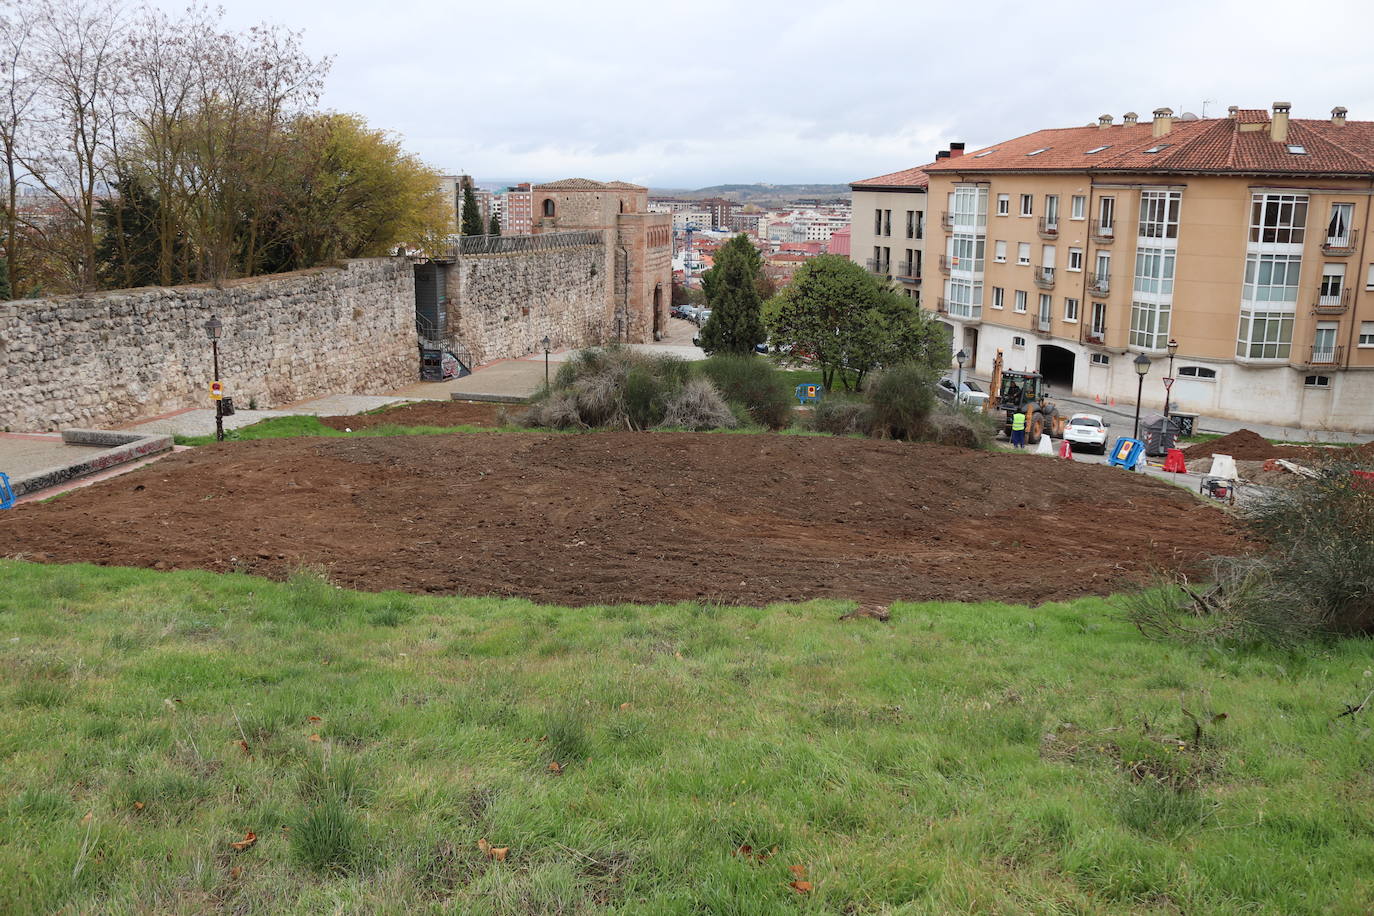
[0,432,1250,607]
[1181,429,1374,464]
[317,400,511,431]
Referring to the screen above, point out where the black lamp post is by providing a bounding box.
[204,315,224,442]
[955,348,967,402]
[1164,337,1179,421]
[542,335,551,389]
[1132,351,1152,440]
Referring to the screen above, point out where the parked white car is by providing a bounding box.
[1063,413,1110,453]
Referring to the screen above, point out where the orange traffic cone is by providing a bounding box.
[1094,394,1101,404]
[1109,397,1116,407]
[1059,440,1074,460]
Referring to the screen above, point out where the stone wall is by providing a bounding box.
[0,258,414,432]
[447,243,611,364]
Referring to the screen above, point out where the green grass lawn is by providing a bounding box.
[3,560,1374,914]
[175,415,516,446]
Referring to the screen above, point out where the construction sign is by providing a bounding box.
[795,383,824,405]
[210,381,224,401]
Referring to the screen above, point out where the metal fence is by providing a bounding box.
[457,230,604,256]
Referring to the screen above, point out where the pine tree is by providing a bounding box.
[460,177,484,236]
[95,176,173,289]
[698,242,766,355]
[489,214,501,236]
[0,250,11,301]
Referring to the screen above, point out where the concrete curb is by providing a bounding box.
[449,393,531,405]
[10,429,173,497]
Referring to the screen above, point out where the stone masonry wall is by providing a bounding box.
[0,258,414,432]
[448,244,611,364]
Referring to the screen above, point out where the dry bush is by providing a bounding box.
[919,405,998,450]
[807,398,872,436]
[657,377,738,431]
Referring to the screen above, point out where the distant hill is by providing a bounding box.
[650,183,851,205]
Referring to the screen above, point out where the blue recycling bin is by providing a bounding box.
[1106,437,1145,470]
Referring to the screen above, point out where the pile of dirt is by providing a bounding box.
[1181,429,1374,464]
[318,400,511,431]
[0,432,1251,608]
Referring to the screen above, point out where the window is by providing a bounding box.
[1094,251,1111,286]
[1026,148,1050,157]
[1178,366,1217,380]
[1359,321,1374,347]
[1097,197,1115,235]
[1139,189,1182,239]
[1130,300,1171,349]
[1144,144,1170,153]
[1071,195,1086,220]
[906,210,916,239]
[542,198,555,217]
[997,193,1010,216]
[1314,322,1339,362]
[950,185,988,230]
[1243,254,1302,303]
[1090,302,1107,337]
[1134,247,1176,295]
[1012,336,1026,348]
[1019,194,1033,217]
[1304,374,1330,387]
[902,249,919,277]
[1287,145,1308,155]
[1090,353,1110,366]
[1013,290,1027,313]
[1249,192,1308,245]
[1328,203,1354,246]
[974,149,996,158]
[1044,195,1059,227]
[1064,297,1079,322]
[1067,247,1083,272]
[994,240,1007,262]
[1017,242,1030,265]
[991,287,1005,309]
[1236,310,1295,359]
[874,209,883,234]
[1086,145,1110,155]
[944,277,983,319]
[1319,264,1345,303]
[1367,264,1374,290]
[1042,245,1056,269]
[1037,293,1052,325]
[949,234,985,272]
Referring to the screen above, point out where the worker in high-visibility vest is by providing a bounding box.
[1010,411,1027,449]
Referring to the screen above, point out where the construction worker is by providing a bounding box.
[1010,410,1027,448]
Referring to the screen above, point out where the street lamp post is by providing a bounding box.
[1132,352,1152,440]
[955,348,967,403]
[542,335,551,389]
[1164,337,1179,424]
[204,315,224,442]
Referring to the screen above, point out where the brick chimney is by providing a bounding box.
[1227,105,1238,118]
[1098,114,1113,129]
[1152,107,1174,138]
[1270,102,1291,142]
[949,142,965,158]
[1332,106,1348,126]
[935,151,950,160]
[1122,112,1138,126]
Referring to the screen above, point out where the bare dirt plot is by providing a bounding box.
[317,400,511,431]
[0,432,1250,607]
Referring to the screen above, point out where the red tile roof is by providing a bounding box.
[921,112,1374,177]
[850,164,931,190]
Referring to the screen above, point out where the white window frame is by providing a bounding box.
[1328,203,1355,247]
[1358,321,1374,347]
[1064,297,1079,322]
[1134,247,1176,296]
[1249,192,1308,246]
[1097,196,1116,236]
[1019,194,1033,217]
[1304,374,1331,388]
[1071,195,1086,220]
[994,240,1007,263]
[1243,253,1302,304]
[944,277,983,320]
[1236,309,1295,360]
[1313,322,1339,363]
[1129,300,1172,350]
[1090,352,1110,366]
[1067,247,1084,272]
[996,193,1010,216]
[1044,195,1059,228]
[1178,366,1217,380]
[1017,242,1031,265]
[1012,335,1026,348]
[1139,189,1182,240]
[1090,302,1107,337]
[1013,290,1027,313]
[1037,293,1053,326]
[1319,263,1346,304]
[991,286,1005,309]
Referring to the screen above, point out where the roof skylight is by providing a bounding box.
[973,149,996,158]
[1144,144,1170,154]
[1287,144,1308,155]
[1086,145,1111,154]
[1026,147,1050,157]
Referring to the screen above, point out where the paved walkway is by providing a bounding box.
[124,394,415,438]
[0,433,104,477]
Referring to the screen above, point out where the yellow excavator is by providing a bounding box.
[982,349,1065,445]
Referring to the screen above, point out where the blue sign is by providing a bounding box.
[795,383,824,405]
[1107,437,1146,470]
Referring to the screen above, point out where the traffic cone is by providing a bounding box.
[1094,394,1101,403]
[1109,397,1116,407]
[1035,434,1054,456]
[1162,448,1186,473]
[1059,440,1074,460]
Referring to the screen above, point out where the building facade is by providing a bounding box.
[849,158,938,305]
[922,105,1374,431]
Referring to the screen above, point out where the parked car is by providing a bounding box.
[935,376,989,409]
[679,305,701,323]
[695,309,712,326]
[670,305,690,320]
[1063,413,1110,453]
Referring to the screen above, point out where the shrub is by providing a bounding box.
[865,362,937,439]
[920,404,998,450]
[696,355,794,429]
[807,396,871,436]
[658,377,738,431]
[520,346,701,431]
[291,796,364,873]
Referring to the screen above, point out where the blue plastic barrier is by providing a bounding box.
[795,383,824,405]
[0,472,13,509]
[1106,437,1145,470]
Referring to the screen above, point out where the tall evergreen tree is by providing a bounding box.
[0,248,11,301]
[461,177,484,236]
[489,214,501,236]
[698,237,766,355]
[95,176,174,289]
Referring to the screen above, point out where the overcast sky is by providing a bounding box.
[164,0,1374,189]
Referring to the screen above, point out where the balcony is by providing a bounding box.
[1090,224,1115,244]
[1088,272,1110,296]
[1033,266,1056,289]
[896,263,921,284]
[1037,216,1059,240]
[1035,317,1054,337]
[864,258,891,278]
[1085,332,1107,346]
[935,296,949,313]
[1322,229,1358,257]
[940,211,954,231]
[1307,344,1344,367]
[1313,288,1351,314]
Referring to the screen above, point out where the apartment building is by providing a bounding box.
[849,156,942,304]
[502,183,533,235]
[923,105,1374,431]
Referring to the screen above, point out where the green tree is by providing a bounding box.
[698,234,766,355]
[461,177,484,236]
[95,175,178,289]
[489,214,501,236]
[701,233,761,305]
[763,254,947,391]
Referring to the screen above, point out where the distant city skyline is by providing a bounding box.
[155,0,1374,187]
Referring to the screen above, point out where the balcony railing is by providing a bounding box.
[1307,344,1344,367]
[1037,216,1059,239]
[1085,331,1107,346]
[1090,224,1115,244]
[1033,266,1056,289]
[864,258,891,277]
[1088,272,1110,295]
[940,211,954,231]
[1322,229,1358,256]
[1313,288,1351,314]
[935,297,981,320]
[936,296,949,313]
[896,263,921,284]
[1035,317,1053,336]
